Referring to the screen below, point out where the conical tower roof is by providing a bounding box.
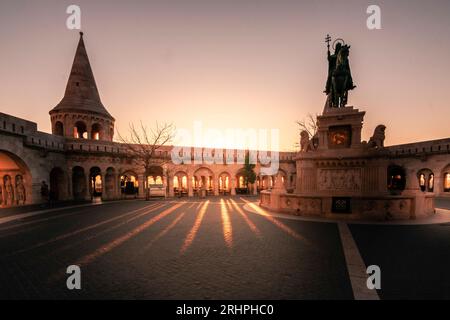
[50,32,114,120]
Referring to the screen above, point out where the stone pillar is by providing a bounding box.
[101,173,107,200]
[138,174,145,198]
[162,175,168,198]
[188,175,193,197]
[117,174,122,199]
[213,175,219,196]
[168,175,174,197]
[231,178,236,195]
[85,175,91,200]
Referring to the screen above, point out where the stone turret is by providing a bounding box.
[49,32,115,141]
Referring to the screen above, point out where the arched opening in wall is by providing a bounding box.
[147,166,164,198]
[91,123,102,140]
[105,167,116,199]
[120,173,138,197]
[235,169,248,194]
[109,127,114,140]
[417,169,434,192]
[89,167,102,198]
[173,171,188,196]
[72,166,86,200]
[444,172,450,193]
[0,150,32,207]
[387,165,406,194]
[74,121,87,139]
[50,167,68,201]
[54,121,64,136]
[219,172,231,195]
[194,167,214,196]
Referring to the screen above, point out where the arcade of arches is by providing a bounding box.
[2,147,450,208]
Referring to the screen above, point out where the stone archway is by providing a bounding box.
[120,171,139,198]
[50,167,68,201]
[91,123,103,140]
[89,167,103,198]
[194,167,214,196]
[0,150,32,207]
[218,172,231,195]
[74,121,88,139]
[173,171,188,197]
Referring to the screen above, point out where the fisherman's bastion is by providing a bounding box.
[1,33,449,221]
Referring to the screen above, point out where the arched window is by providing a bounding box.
[239,176,245,188]
[120,175,138,195]
[173,176,179,189]
[181,176,187,189]
[417,169,434,193]
[444,173,450,192]
[74,121,87,139]
[155,176,162,185]
[91,123,102,140]
[55,121,64,136]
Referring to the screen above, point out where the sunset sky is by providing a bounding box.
[0,0,449,151]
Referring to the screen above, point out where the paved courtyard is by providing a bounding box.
[0,197,448,299]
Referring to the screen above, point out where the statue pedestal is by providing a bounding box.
[317,106,365,151]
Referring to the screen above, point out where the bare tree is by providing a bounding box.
[117,121,175,200]
[296,113,318,138]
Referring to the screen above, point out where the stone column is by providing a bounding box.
[138,174,145,198]
[231,178,236,195]
[188,175,193,197]
[101,173,107,200]
[168,175,174,197]
[85,174,91,200]
[162,175,168,198]
[116,174,122,199]
[213,175,219,196]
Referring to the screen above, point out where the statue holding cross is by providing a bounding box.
[324,34,356,108]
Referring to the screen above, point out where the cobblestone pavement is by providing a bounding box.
[0,197,448,299]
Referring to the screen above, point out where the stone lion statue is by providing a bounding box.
[366,125,386,148]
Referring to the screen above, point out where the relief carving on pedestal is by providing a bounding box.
[318,168,361,191]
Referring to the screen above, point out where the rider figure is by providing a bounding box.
[324,42,356,96]
[324,42,342,95]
